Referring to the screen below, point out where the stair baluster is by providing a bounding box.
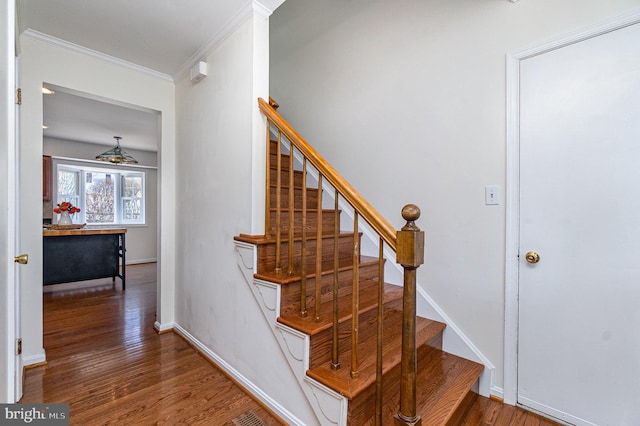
[300,158,308,317]
[331,189,340,370]
[376,238,385,426]
[314,175,323,321]
[351,211,361,378]
[274,132,283,274]
[287,140,295,275]
[264,120,271,239]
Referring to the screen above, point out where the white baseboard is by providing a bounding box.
[518,396,595,426]
[172,323,306,426]
[415,285,495,397]
[153,321,174,333]
[126,258,157,265]
[22,350,46,367]
[491,386,504,401]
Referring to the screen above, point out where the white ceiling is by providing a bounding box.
[18,0,283,152]
[18,0,251,77]
[42,85,160,152]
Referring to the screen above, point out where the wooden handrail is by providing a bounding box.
[258,98,397,250]
[260,98,422,425]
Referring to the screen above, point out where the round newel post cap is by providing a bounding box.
[401,204,420,222]
[401,204,421,232]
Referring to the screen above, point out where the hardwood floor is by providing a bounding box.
[461,396,562,425]
[21,262,561,426]
[21,263,284,425]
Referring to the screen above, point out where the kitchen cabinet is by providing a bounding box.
[43,155,51,200]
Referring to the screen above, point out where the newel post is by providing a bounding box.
[394,204,424,426]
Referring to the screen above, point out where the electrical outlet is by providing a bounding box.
[485,186,500,205]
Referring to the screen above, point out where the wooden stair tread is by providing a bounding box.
[416,348,484,426]
[234,231,359,246]
[268,207,339,213]
[277,282,403,335]
[268,182,318,190]
[244,136,488,425]
[255,255,379,284]
[306,317,446,399]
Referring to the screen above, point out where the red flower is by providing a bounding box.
[55,201,80,215]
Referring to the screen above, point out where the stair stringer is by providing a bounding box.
[235,240,348,426]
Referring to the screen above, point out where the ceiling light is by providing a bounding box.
[42,125,48,129]
[96,136,138,164]
[42,87,55,95]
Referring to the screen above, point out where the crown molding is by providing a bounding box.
[173,2,253,81]
[173,0,287,81]
[21,29,174,82]
[253,0,287,18]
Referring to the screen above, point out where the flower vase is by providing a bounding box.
[58,211,73,225]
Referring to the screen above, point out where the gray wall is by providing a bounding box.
[270,0,640,392]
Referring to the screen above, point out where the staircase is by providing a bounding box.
[235,99,483,425]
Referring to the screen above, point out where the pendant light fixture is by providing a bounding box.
[96,136,138,164]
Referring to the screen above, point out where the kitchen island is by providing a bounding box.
[43,228,127,289]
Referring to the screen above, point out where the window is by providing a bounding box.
[57,165,145,225]
[122,174,144,221]
[85,172,115,223]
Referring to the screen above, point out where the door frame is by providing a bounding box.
[503,9,640,406]
[1,0,17,403]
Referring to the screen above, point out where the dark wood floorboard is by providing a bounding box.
[461,395,562,426]
[22,263,563,426]
[21,263,284,425]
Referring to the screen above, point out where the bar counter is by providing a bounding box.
[43,227,127,289]
[43,227,127,237]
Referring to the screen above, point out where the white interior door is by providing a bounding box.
[518,23,640,425]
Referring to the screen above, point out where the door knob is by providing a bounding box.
[525,251,540,264]
[14,254,28,264]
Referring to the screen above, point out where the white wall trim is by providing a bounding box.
[173,3,254,81]
[172,323,306,426]
[416,285,495,397]
[491,386,504,401]
[503,49,521,406]
[503,8,640,406]
[253,0,287,17]
[50,155,158,170]
[252,1,274,19]
[21,30,173,82]
[519,396,596,426]
[21,350,46,367]
[152,321,174,334]
[1,0,17,402]
[126,258,157,265]
[174,1,285,94]
[509,9,640,61]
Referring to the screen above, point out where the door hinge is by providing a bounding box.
[16,338,22,355]
[16,88,22,105]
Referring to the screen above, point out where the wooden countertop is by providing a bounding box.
[43,227,127,237]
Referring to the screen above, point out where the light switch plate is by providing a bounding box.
[485,186,500,205]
